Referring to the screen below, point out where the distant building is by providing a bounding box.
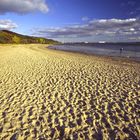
[85,41,88,44]
[99,41,106,43]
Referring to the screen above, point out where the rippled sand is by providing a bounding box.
[0,44,140,139]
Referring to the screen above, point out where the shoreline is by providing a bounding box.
[47,45,140,63]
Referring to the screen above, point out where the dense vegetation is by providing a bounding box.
[0,30,59,44]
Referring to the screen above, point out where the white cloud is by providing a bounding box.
[82,17,89,21]
[0,20,18,30]
[90,18,137,24]
[129,36,140,40]
[0,0,49,14]
[32,18,140,42]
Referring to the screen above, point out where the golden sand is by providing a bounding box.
[0,44,139,139]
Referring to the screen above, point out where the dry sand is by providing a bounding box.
[0,44,139,140]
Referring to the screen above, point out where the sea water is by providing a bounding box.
[48,43,140,61]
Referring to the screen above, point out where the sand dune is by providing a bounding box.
[0,44,139,139]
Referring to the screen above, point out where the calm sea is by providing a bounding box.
[48,43,140,61]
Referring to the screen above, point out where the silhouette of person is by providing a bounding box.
[120,48,123,55]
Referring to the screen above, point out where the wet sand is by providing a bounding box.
[0,44,139,139]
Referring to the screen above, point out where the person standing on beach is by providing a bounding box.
[120,48,123,55]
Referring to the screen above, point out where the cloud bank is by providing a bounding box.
[0,20,18,30]
[0,0,49,14]
[33,18,140,42]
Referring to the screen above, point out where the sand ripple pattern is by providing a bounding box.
[0,45,140,139]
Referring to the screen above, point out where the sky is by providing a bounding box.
[0,0,140,42]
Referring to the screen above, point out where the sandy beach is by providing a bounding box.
[0,44,139,139]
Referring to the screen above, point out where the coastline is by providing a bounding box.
[47,45,140,63]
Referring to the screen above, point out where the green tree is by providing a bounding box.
[12,36,20,43]
[39,38,45,44]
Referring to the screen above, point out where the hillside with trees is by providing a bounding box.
[0,30,59,44]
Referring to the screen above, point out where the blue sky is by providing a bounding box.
[0,0,140,42]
